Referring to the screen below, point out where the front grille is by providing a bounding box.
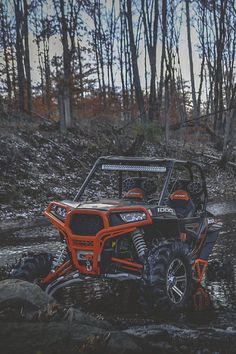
[73,240,94,247]
[70,214,104,236]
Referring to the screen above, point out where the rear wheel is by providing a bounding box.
[143,241,193,315]
[9,253,53,283]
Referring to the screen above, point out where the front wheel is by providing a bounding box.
[143,241,193,315]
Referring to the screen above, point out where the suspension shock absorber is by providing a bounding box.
[51,242,68,272]
[132,229,147,258]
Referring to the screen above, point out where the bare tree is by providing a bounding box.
[126,0,146,123]
[52,0,79,129]
[13,0,26,111]
[185,0,198,126]
[0,1,12,104]
[158,0,167,118]
[23,0,32,113]
[141,0,159,121]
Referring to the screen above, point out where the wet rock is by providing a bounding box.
[64,307,113,330]
[125,324,236,353]
[124,325,169,341]
[0,322,80,354]
[1,319,236,354]
[146,341,181,354]
[0,279,55,319]
[0,321,144,354]
[0,266,8,281]
[207,259,234,281]
[106,331,143,354]
[0,217,50,238]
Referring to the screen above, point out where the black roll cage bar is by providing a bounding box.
[73,156,207,210]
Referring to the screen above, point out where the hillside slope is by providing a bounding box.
[0,116,235,220]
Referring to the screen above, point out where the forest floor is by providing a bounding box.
[0,113,236,354]
[0,113,235,222]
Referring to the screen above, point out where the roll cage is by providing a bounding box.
[73,156,207,210]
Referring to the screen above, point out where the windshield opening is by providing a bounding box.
[79,163,168,204]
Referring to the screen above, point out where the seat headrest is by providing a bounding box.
[125,188,145,199]
[123,177,157,196]
[170,190,190,201]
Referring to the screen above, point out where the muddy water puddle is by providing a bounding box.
[207,201,236,216]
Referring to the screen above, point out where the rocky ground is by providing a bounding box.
[0,113,235,222]
[0,113,236,354]
[0,279,235,354]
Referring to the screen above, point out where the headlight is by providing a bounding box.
[51,205,67,220]
[56,207,67,218]
[120,212,146,223]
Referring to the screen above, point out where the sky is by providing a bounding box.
[1,0,203,95]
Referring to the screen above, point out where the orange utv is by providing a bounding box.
[10,156,222,313]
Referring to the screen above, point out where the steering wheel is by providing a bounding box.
[187,181,204,196]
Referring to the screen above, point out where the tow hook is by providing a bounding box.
[85,255,93,272]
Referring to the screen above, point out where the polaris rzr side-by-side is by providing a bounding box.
[10,156,222,313]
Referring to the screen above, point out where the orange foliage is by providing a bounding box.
[32,96,59,122]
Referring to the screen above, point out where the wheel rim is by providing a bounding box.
[166,258,187,304]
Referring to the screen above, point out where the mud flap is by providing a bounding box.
[199,222,222,261]
[193,286,211,311]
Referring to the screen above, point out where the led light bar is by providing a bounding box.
[102,164,167,173]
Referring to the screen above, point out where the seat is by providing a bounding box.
[122,177,157,199]
[169,190,195,218]
[124,188,145,200]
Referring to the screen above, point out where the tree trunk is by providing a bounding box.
[185,0,198,126]
[119,1,128,120]
[57,0,73,129]
[126,0,146,123]
[23,0,32,113]
[0,2,12,103]
[158,0,167,121]
[77,39,84,99]
[141,0,159,121]
[13,0,25,112]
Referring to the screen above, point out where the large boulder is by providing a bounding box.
[0,279,55,319]
[0,321,146,354]
[64,307,113,330]
[124,324,236,353]
[106,331,143,354]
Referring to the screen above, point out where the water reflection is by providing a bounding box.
[207,201,236,216]
[206,280,235,309]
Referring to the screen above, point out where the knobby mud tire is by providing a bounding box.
[9,253,53,283]
[142,241,193,315]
